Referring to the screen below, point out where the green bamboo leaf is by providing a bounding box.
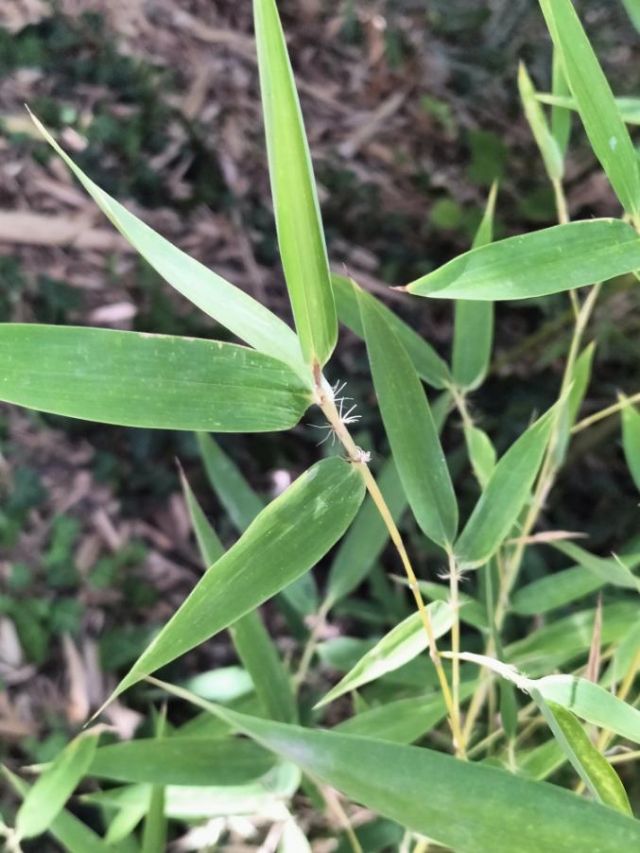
[533,695,632,815]
[518,739,566,782]
[0,325,311,433]
[405,220,640,300]
[511,566,603,616]
[359,290,458,548]
[335,682,476,744]
[2,767,110,853]
[551,49,572,154]
[316,601,453,707]
[621,0,640,31]
[110,457,365,699]
[454,405,556,568]
[152,679,640,853]
[180,469,297,723]
[621,396,640,491]
[16,731,99,839]
[141,709,167,853]
[463,424,497,490]
[554,342,595,466]
[460,652,640,744]
[254,0,336,366]
[538,93,640,127]
[325,458,407,609]
[452,183,497,390]
[551,540,640,593]
[332,274,451,389]
[90,738,274,786]
[197,433,317,616]
[29,112,306,378]
[538,0,640,219]
[518,63,563,182]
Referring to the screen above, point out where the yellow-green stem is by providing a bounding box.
[572,390,640,435]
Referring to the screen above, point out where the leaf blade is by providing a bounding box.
[254,0,336,366]
[406,220,640,301]
[0,325,312,433]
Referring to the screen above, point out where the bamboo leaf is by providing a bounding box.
[551,540,640,593]
[197,433,317,616]
[254,0,336,366]
[0,325,312,433]
[3,767,109,853]
[554,342,595,466]
[110,457,365,699]
[359,289,458,548]
[538,0,640,218]
[621,396,640,491]
[179,470,297,724]
[454,405,556,568]
[16,731,99,839]
[463,424,497,490]
[316,601,453,706]
[511,567,603,616]
[152,679,640,853]
[140,709,167,853]
[29,112,306,378]
[551,49,572,154]
[405,220,640,300]
[452,183,497,390]
[538,93,640,127]
[621,0,640,31]
[518,63,563,182]
[90,738,275,786]
[332,274,451,389]
[533,695,632,815]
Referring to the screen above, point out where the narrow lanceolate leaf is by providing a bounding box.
[538,94,640,128]
[89,738,274,786]
[3,768,109,853]
[16,731,99,839]
[197,432,317,616]
[459,652,640,745]
[538,0,640,218]
[452,183,497,390]
[254,0,336,366]
[533,695,632,815]
[454,405,556,568]
[141,709,167,853]
[359,290,458,548]
[0,325,311,433]
[316,601,453,706]
[551,540,640,593]
[332,274,451,389]
[464,424,497,489]
[111,458,365,698]
[29,112,306,379]
[621,397,640,491]
[153,681,640,853]
[518,63,563,182]
[511,566,603,616]
[180,471,297,724]
[405,220,640,301]
[554,342,595,465]
[325,458,407,609]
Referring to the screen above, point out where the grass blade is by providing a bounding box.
[254,0,336,366]
[0,325,312,433]
[538,0,640,219]
[405,220,640,300]
[197,433,317,616]
[551,48,572,154]
[110,457,365,699]
[452,183,497,390]
[463,424,497,490]
[359,288,458,548]
[332,273,451,389]
[152,679,640,853]
[518,63,563,182]
[29,112,305,377]
[454,405,556,567]
[533,695,632,815]
[316,601,453,706]
[180,470,297,723]
[16,731,99,839]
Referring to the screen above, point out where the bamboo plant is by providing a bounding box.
[2,1,640,850]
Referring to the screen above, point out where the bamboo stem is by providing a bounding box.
[572,390,640,435]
